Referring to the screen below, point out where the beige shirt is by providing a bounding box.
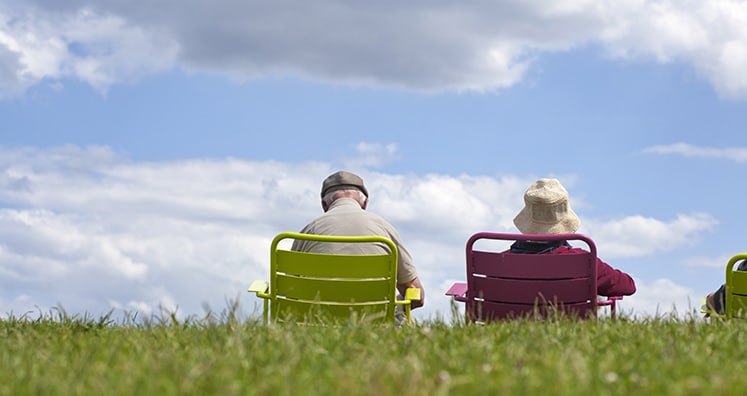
[291,198,418,284]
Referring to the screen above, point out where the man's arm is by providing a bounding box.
[397,277,425,309]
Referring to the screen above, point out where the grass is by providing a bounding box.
[0,304,745,396]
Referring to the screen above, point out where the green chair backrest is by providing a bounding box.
[726,253,747,318]
[269,232,399,324]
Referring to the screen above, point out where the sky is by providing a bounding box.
[2,0,747,322]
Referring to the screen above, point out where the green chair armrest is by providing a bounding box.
[405,287,421,301]
[699,297,710,315]
[248,280,270,324]
[700,297,725,319]
[393,288,421,325]
[395,288,421,305]
[248,280,270,298]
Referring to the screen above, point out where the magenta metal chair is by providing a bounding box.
[445,232,622,322]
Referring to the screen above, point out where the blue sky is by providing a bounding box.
[2,1,747,321]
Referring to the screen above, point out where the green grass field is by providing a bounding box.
[1,304,744,396]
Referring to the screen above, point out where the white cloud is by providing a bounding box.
[643,142,747,163]
[0,145,722,320]
[582,213,719,259]
[0,3,178,97]
[597,0,747,98]
[3,1,747,97]
[622,277,702,319]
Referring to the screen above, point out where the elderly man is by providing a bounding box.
[292,171,425,309]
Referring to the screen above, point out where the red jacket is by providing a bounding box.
[547,246,636,297]
[509,241,636,297]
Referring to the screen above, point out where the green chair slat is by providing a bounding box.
[275,274,393,302]
[275,298,392,324]
[275,249,392,278]
[730,270,747,291]
[730,295,747,318]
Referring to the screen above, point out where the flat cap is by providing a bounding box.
[321,171,369,198]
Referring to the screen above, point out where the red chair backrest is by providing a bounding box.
[465,232,598,321]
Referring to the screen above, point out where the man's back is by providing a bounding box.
[293,197,418,287]
[292,198,394,255]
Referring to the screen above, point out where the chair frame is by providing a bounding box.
[248,232,420,324]
[446,232,620,322]
[718,253,747,319]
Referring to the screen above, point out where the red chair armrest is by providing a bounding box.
[598,295,623,305]
[597,296,623,319]
[445,282,469,302]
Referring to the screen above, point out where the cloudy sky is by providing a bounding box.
[2,0,747,321]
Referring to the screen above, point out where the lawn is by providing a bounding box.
[0,304,743,396]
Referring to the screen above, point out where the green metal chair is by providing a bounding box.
[701,253,747,318]
[248,232,421,325]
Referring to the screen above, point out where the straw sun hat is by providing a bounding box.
[513,178,580,234]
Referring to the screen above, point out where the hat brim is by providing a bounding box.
[513,207,580,234]
[321,184,368,198]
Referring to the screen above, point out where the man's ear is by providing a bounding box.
[321,199,329,212]
[361,198,368,210]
